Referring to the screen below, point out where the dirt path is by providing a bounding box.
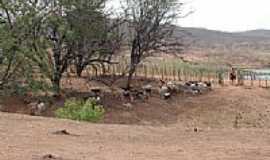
[1,112,270,160]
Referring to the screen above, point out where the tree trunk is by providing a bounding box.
[126,64,136,89]
[101,63,106,75]
[76,66,84,77]
[52,74,61,95]
[126,39,140,89]
[75,55,84,77]
[1,49,16,86]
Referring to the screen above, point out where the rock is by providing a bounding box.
[42,154,62,160]
[42,154,55,159]
[194,127,203,132]
[52,130,71,136]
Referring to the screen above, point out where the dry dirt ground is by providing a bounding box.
[1,112,270,160]
[1,86,270,159]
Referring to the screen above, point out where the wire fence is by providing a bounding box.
[65,59,270,88]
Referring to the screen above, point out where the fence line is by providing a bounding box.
[65,61,270,88]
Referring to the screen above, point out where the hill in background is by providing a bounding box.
[171,27,270,67]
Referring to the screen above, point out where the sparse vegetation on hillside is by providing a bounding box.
[173,27,270,66]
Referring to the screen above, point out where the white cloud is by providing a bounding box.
[107,0,270,32]
[179,0,270,31]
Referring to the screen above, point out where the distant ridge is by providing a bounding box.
[172,26,270,52]
[237,29,270,38]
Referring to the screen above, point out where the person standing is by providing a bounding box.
[229,67,237,85]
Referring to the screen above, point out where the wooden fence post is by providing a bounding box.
[151,64,154,79]
[172,67,176,81]
[178,69,181,81]
[144,64,148,79]
[161,67,164,80]
[251,73,254,87]
[164,65,167,80]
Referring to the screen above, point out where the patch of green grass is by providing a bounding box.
[55,98,105,122]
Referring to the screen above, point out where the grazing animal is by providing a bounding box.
[142,84,152,97]
[160,80,171,99]
[29,101,47,116]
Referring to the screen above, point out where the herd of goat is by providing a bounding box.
[26,80,212,116]
[121,80,212,101]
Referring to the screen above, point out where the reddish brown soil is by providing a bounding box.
[1,78,270,128]
[0,112,270,160]
[1,78,270,159]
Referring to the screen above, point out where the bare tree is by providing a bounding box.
[121,0,185,89]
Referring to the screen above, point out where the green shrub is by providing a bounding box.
[28,80,52,94]
[55,98,105,122]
